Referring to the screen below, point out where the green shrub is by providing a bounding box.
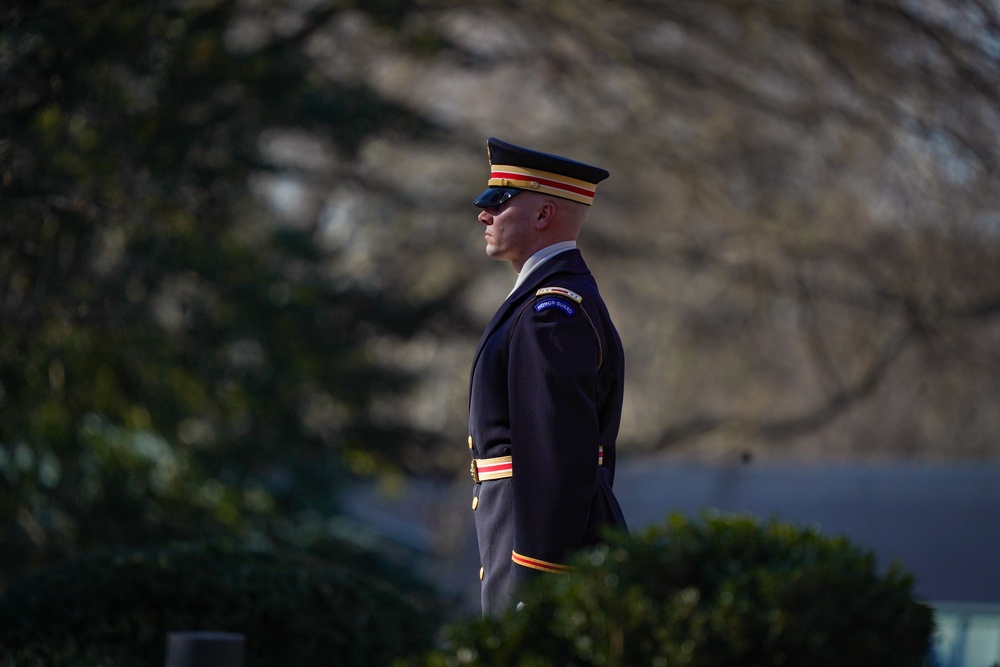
[415,512,935,667]
[0,540,446,666]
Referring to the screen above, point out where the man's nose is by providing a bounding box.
[478,210,491,224]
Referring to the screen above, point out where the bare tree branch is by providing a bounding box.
[654,326,914,449]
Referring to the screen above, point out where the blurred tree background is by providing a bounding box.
[2,0,999,593]
[0,0,455,588]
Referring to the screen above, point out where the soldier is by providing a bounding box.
[467,137,627,616]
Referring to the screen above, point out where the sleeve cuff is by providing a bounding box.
[511,550,571,574]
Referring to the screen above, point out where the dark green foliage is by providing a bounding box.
[0,539,446,666]
[0,0,443,587]
[416,513,935,667]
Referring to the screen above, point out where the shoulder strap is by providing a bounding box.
[507,286,604,368]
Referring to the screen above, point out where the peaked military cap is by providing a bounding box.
[473,137,610,208]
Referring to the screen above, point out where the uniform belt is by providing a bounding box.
[471,446,605,483]
[470,455,512,483]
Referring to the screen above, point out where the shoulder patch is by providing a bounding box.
[535,286,583,303]
[535,298,575,316]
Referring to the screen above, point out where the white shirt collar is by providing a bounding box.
[509,241,577,296]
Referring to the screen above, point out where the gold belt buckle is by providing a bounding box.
[470,459,480,483]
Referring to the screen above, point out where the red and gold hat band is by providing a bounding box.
[488,164,598,206]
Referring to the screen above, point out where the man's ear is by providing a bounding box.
[535,201,556,230]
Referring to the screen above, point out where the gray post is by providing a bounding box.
[165,631,245,667]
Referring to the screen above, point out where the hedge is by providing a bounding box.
[413,512,935,667]
[0,539,446,666]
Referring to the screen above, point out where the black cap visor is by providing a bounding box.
[473,186,522,208]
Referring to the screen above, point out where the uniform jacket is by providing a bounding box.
[469,248,627,615]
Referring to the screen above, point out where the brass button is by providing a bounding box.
[468,435,473,450]
[479,566,484,581]
[472,496,479,510]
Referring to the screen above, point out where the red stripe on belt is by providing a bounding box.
[470,446,606,483]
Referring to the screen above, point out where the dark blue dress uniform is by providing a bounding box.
[469,139,627,615]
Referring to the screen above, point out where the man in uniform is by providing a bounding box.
[467,137,627,616]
